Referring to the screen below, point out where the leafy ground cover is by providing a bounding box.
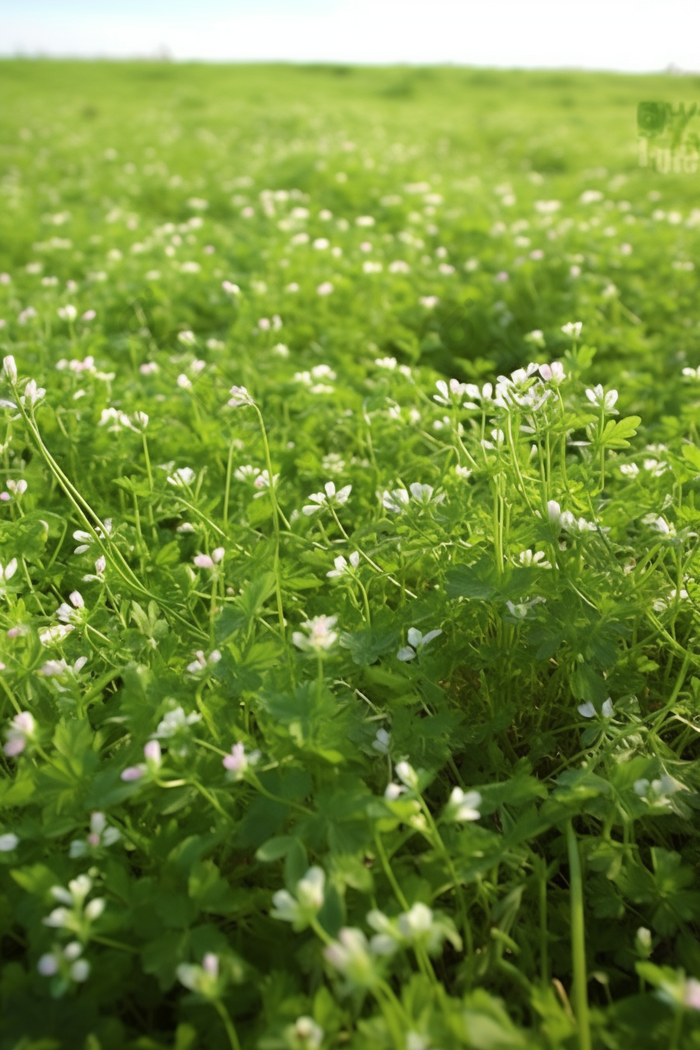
[1,59,700,1050]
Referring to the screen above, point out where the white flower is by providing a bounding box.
[395,761,419,790]
[152,705,202,740]
[57,304,78,322]
[167,466,196,487]
[434,378,467,407]
[372,728,391,754]
[397,627,442,662]
[316,281,334,296]
[292,615,339,653]
[585,384,618,412]
[227,385,254,408]
[323,928,378,988]
[578,699,614,719]
[382,484,444,514]
[222,280,241,294]
[326,552,360,578]
[561,321,583,338]
[444,787,482,822]
[177,330,196,346]
[644,514,676,538]
[285,1016,324,1050]
[419,296,439,308]
[271,867,326,928]
[518,549,551,568]
[21,379,46,406]
[3,356,17,383]
[0,832,19,851]
[187,648,221,674]
[302,481,351,516]
[121,740,162,781]
[505,597,545,620]
[0,558,17,588]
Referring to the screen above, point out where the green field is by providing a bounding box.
[1,59,700,1049]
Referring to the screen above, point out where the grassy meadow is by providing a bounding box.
[1,59,700,1049]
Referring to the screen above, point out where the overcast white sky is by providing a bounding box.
[1,0,699,71]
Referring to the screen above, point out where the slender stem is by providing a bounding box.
[566,820,592,1050]
[253,404,285,636]
[214,998,242,1050]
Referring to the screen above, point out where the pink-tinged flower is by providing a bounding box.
[121,740,161,782]
[56,591,85,625]
[4,711,36,757]
[292,615,338,653]
[222,280,240,294]
[193,554,214,570]
[6,479,27,497]
[81,310,96,322]
[539,361,566,384]
[140,362,159,375]
[223,741,260,780]
[228,385,254,408]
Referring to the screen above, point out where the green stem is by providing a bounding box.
[213,998,242,1050]
[566,820,592,1050]
[253,404,285,636]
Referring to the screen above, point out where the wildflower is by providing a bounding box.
[69,811,121,858]
[0,558,17,592]
[372,728,391,754]
[395,761,419,790]
[271,867,326,929]
[284,1016,324,1050]
[73,520,112,554]
[518,549,551,568]
[323,928,379,989]
[443,786,482,822]
[99,407,134,431]
[316,282,334,296]
[222,741,260,780]
[253,469,279,496]
[505,596,546,620]
[57,305,77,322]
[3,711,36,757]
[177,330,196,346]
[327,552,360,578]
[434,378,467,407]
[121,740,162,781]
[0,832,19,851]
[292,615,339,653]
[644,514,676,538]
[167,466,196,487]
[176,373,192,389]
[384,782,407,801]
[539,361,566,384]
[187,649,221,674]
[395,902,462,954]
[152,705,202,743]
[56,590,86,625]
[39,624,74,645]
[44,875,105,934]
[585,384,618,412]
[176,953,222,999]
[40,655,88,677]
[3,356,17,383]
[38,942,91,987]
[20,379,46,407]
[227,385,254,408]
[419,295,439,308]
[382,484,444,514]
[222,280,241,294]
[397,627,442,662]
[633,774,678,808]
[578,699,614,719]
[302,481,351,516]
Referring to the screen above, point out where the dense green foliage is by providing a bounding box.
[1,59,700,1050]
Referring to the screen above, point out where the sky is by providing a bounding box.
[2,0,700,72]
